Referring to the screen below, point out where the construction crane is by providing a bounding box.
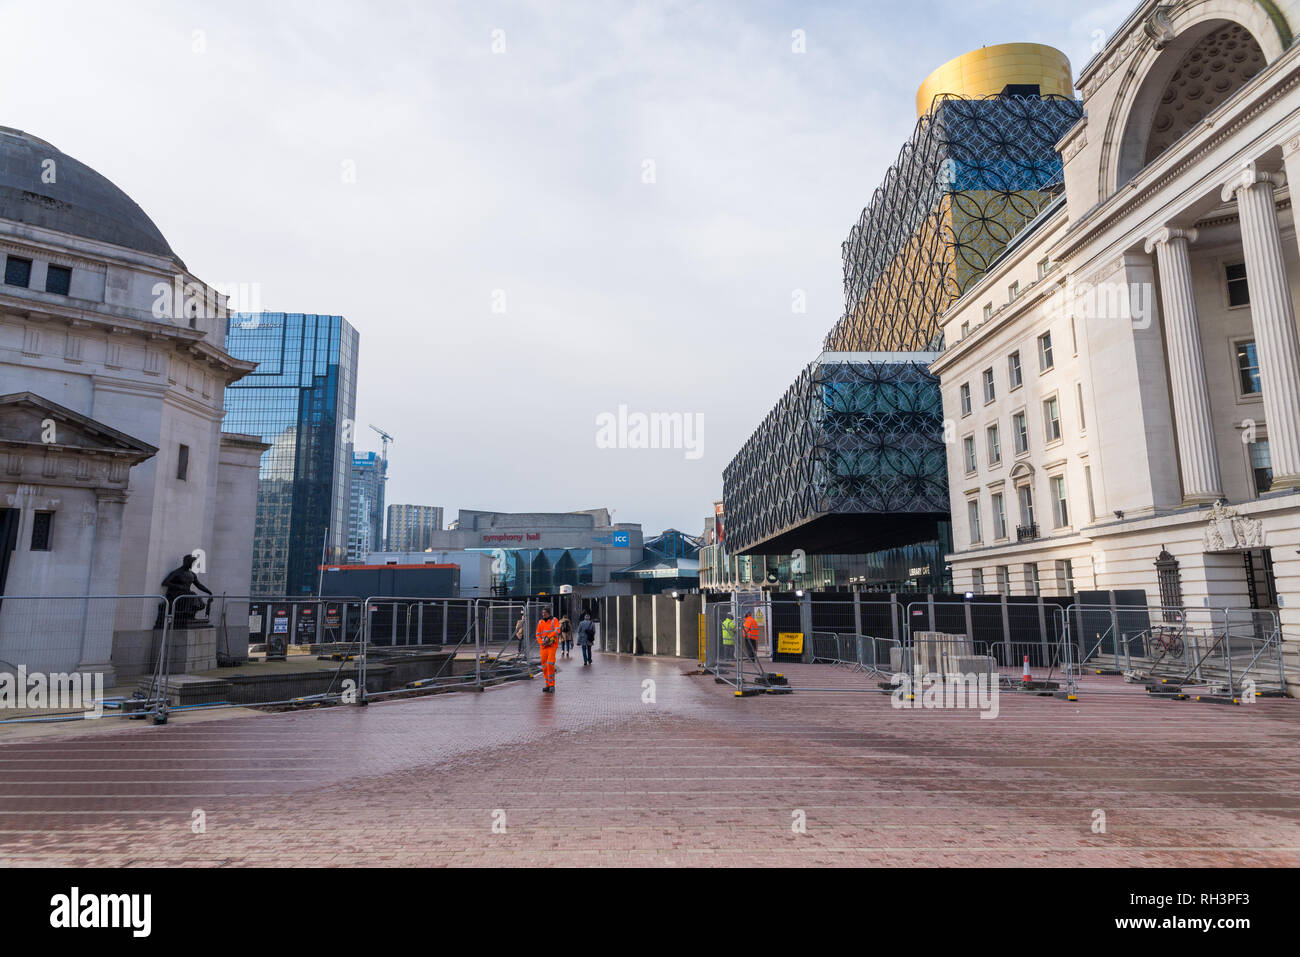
[369,424,393,461]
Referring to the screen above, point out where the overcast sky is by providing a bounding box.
[2,0,1134,536]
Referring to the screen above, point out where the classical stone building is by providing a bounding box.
[0,126,265,680]
[933,1,1300,673]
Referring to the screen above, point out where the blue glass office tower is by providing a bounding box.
[224,313,359,596]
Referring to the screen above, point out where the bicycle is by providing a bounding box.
[1147,624,1185,660]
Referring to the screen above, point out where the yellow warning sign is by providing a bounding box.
[776,632,804,654]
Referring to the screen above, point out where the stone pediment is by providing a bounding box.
[0,392,157,462]
[1202,500,1265,552]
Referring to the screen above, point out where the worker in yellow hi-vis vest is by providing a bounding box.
[721,613,736,660]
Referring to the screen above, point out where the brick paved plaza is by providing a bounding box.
[1,653,1298,867]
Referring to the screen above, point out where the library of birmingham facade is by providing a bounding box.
[936,0,1300,641]
[704,43,1083,594]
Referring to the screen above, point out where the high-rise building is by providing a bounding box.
[224,313,359,595]
[714,44,1081,593]
[349,451,387,560]
[385,504,443,552]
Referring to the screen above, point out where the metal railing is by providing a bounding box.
[701,597,776,693]
[3,591,1294,723]
[1064,603,1296,697]
[0,594,173,725]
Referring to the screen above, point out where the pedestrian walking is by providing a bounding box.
[514,608,528,657]
[536,609,560,693]
[559,614,573,658]
[576,612,596,666]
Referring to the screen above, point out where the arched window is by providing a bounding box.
[1117,21,1267,187]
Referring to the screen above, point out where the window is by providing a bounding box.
[991,492,1007,539]
[1043,396,1061,442]
[1236,341,1261,395]
[1070,315,1078,355]
[983,303,993,322]
[30,511,53,551]
[1012,411,1029,454]
[1038,331,1054,371]
[1226,262,1250,307]
[995,565,1010,596]
[972,568,985,594]
[1008,351,1023,389]
[1024,563,1040,596]
[1018,484,1035,528]
[1008,281,1020,302]
[967,499,982,543]
[987,424,1001,464]
[1155,550,1183,612]
[1084,465,1096,521]
[982,368,995,403]
[963,435,977,473]
[961,320,971,338]
[4,256,32,288]
[1050,474,1069,527]
[1076,382,1086,432]
[1037,257,1051,279]
[177,444,190,481]
[1057,558,1075,597]
[1250,440,1272,495]
[959,383,971,417]
[45,265,72,296]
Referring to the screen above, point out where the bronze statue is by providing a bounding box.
[155,555,213,629]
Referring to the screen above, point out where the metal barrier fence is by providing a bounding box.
[702,596,777,693]
[0,594,173,724]
[1066,603,1291,696]
[138,594,371,717]
[806,600,905,678]
[700,594,1296,702]
[810,632,901,675]
[359,597,547,703]
[1221,608,1288,695]
[905,601,1075,694]
[0,593,549,725]
[3,590,1294,722]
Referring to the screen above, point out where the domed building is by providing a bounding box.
[0,126,266,682]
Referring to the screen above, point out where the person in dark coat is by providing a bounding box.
[575,612,597,666]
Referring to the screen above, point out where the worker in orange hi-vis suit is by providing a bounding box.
[742,611,761,663]
[536,610,559,693]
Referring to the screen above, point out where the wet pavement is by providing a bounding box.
[0,653,1297,866]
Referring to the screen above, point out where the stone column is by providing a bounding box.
[76,489,129,684]
[1143,227,1223,503]
[1222,163,1300,489]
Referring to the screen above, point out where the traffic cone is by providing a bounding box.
[1022,655,1032,685]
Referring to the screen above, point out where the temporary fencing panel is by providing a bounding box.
[0,594,171,724]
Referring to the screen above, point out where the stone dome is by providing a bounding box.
[0,126,180,263]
